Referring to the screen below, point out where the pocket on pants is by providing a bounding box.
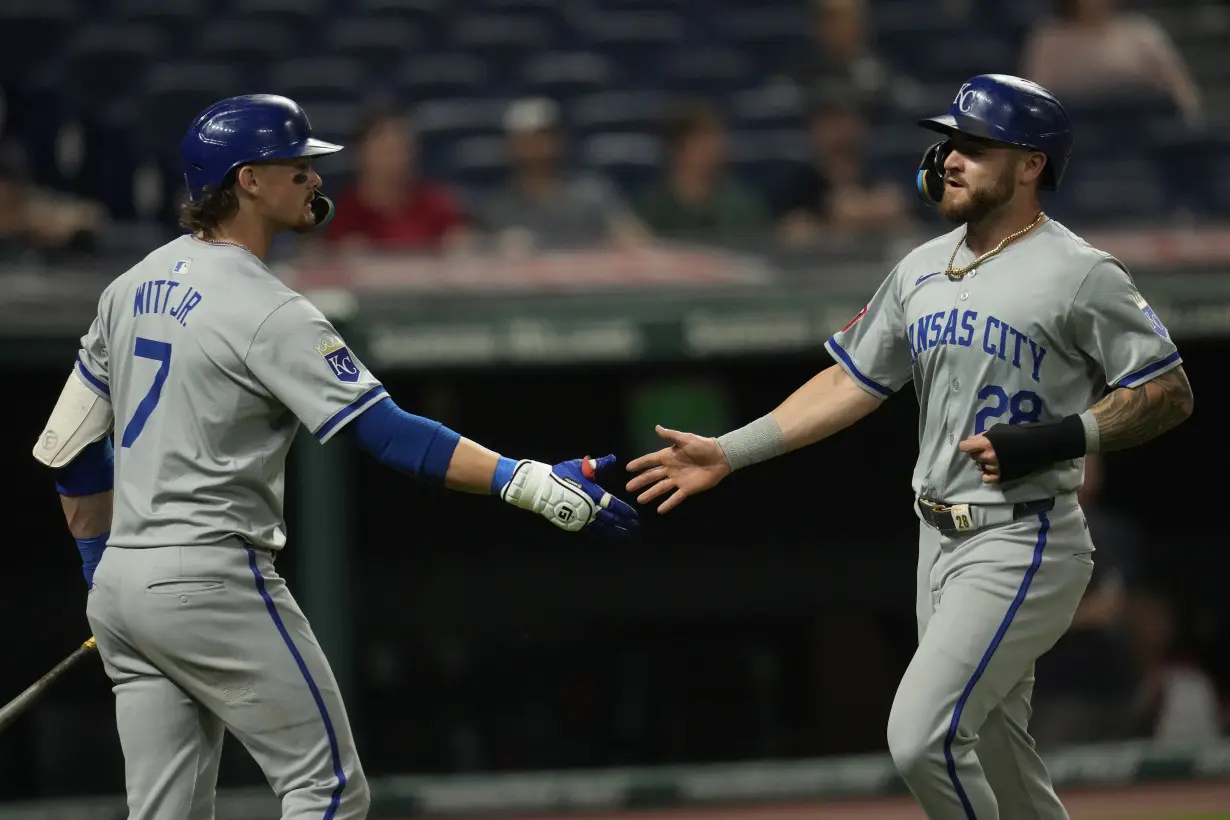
[145,578,225,595]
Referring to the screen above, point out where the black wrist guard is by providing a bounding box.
[982,415,1087,483]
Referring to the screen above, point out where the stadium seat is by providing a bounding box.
[522,52,619,99]
[266,58,371,104]
[195,21,295,81]
[0,0,76,82]
[659,47,754,94]
[59,23,165,119]
[323,19,425,71]
[568,90,669,136]
[580,132,662,192]
[395,54,492,104]
[448,134,509,189]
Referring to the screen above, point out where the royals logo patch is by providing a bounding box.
[315,335,361,383]
[1134,295,1169,339]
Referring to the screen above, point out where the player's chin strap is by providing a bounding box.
[916,140,951,207]
[309,191,336,231]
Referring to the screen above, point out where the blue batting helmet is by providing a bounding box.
[180,94,342,206]
[915,74,1073,205]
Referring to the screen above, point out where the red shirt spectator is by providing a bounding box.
[322,110,468,251]
[325,184,463,250]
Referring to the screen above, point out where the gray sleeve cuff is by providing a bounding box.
[716,414,786,471]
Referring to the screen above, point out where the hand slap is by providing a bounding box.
[553,454,640,539]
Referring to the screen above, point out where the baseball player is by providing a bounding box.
[32,94,638,820]
[626,74,1193,819]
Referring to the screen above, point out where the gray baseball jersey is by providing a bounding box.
[74,234,388,551]
[826,218,1180,504]
[826,218,1180,819]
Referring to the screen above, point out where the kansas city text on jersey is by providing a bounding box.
[908,308,1047,383]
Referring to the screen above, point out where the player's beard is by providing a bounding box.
[939,165,1015,224]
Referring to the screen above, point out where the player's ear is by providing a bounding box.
[234,165,260,197]
[1020,151,1046,187]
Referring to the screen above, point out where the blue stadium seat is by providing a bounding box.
[410,97,510,139]
[195,21,295,80]
[323,19,425,70]
[105,0,204,44]
[522,52,619,100]
[579,10,687,68]
[714,8,810,73]
[1060,158,1167,224]
[266,58,370,104]
[139,62,247,152]
[296,101,363,145]
[395,54,491,104]
[659,47,753,95]
[59,23,164,119]
[0,0,76,82]
[450,12,559,64]
[568,91,669,136]
[917,35,1017,85]
[579,132,662,193]
[727,85,805,131]
[448,134,509,188]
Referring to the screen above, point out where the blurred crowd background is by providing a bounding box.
[2,0,1230,809]
[1,0,1228,263]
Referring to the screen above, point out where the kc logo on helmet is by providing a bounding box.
[315,335,361,383]
[954,83,978,114]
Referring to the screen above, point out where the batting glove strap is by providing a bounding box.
[983,414,1088,483]
[500,460,597,532]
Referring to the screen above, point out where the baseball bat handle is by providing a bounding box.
[0,637,98,734]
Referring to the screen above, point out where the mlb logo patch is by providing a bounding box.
[1134,295,1169,339]
[172,259,192,275]
[315,335,361,383]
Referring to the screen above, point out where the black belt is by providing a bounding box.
[916,497,1055,536]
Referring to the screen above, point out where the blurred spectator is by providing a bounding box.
[322,110,468,252]
[477,98,647,251]
[1021,0,1202,125]
[777,0,920,117]
[1030,453,1141,746]
[1128,588,1224,746]
[775,92,910,245]
[635,100,770,241]
[0,143,105,266]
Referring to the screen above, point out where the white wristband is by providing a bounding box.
[716,414,786,471]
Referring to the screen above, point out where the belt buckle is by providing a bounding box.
[920,499,975,533]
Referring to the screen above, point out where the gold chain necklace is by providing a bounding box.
[945,211,1046,281]
[195,234,256,257]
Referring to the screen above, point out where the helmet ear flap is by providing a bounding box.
[916,140,951,206]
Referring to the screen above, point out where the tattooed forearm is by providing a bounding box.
[1090,366,1194,451]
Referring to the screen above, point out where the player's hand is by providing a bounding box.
[501,455,640,540]
[625,425,731,513]
[958,434,1000,483]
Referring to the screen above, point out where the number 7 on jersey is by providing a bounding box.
[121,337,172,448]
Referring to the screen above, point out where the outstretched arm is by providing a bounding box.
[1086,366,1194,452]
[626,365,885,513]
[347,397,638,539]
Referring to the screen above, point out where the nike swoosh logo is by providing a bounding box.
[914,271,943,286]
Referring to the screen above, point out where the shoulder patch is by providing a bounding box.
[1134,294,1169,339]
[315,335,361,383]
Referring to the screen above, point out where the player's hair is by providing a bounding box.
[177,181,240,236]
